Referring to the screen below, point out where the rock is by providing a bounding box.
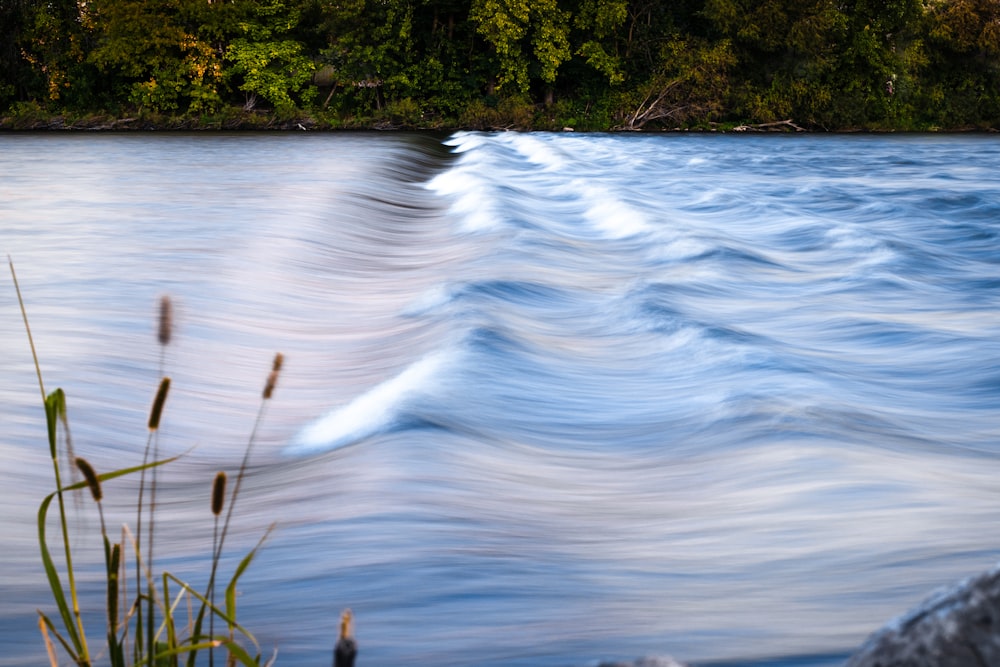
[597,657,689,667]
[847,562,1000,667]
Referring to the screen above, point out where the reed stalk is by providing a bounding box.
[210,471,227,667]
[140,296,171,665]
[195,353,283,667]
[142,376,170,665]
[11,256,90,665]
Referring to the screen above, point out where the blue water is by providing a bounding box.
[1,131,999,666]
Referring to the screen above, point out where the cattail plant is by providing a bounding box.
[212,472,227,517]
[157,296,173,347]
[12,263,279,667]
[75,457,125,663]
[139,295,171,664]
[196,352,285,665]
[75,457,103,518]
[209,471,227,667]
[262,352,283,400]
[147,377,171,432]
[334,609,357,667]
[136,375,171,665]
[224,352,284,549]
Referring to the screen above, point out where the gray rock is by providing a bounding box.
[847,562,1000,667]
[597,657,688,667]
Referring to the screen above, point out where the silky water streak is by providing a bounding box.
[2,131,1000,667]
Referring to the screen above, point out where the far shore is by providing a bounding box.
[3,110,998,134]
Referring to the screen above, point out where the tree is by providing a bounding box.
[826,0,922,126]
[469,0,571,96]
[226,0,315,112]
[618,36,734,129]
[700,0,923,127]
[87,0,225,113]
[918,0,1000,126]
[312,0,418,114]
[574,0,628,84]
[15,0,98,109]
[0,0,32,106]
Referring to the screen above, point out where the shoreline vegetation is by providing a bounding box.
[3,0,1000,133]
[2,109,998,133]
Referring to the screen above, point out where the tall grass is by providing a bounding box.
[11,257,281,667]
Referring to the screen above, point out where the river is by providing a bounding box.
[2,131,999,666]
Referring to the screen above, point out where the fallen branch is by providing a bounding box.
[731,119,806,132]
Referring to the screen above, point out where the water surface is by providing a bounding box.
[2,131,999,666]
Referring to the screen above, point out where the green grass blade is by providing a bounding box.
[44,390,62,459]
[38,611,78,664]
[225,525,273,633]
[163,573,258,648]
[215,639,259,667]
[57,456,181,495]
[37,492,82,655]
[160,573,178,667]
[146,640,225,666]
[43,387,89,663]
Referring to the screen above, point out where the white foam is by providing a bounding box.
[579,183,652,239]
[507,133,567,170]
[426,168,500,232]
[425,165,476,197]
[649,236,713,261]
[825,224,896,270]
[286,350,455,455]
[402,284,455,316]
[442,131,487,153]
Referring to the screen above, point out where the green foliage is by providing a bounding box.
[458,93,536,129]
[86,0,226,113]
[227,38,314,111]
[469,0,570,92]
[15,0,95,107]
[916,0,1000,127]
[469,0,530,91]
[617,36,735,129]
[384,97,424,126]
[530,0,571,85]
[576,41,623,84]
[226,0,315,111]
[3,0,1000,128]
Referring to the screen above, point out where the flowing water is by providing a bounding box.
[2,131,999,666]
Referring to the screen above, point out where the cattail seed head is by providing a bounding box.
[109,542,121,572]
[148,376,171,431]
[211,471,227,516]
[157,295,173,346]
[262,370,279,400]
[335,608,357,667]
[339,609,353,640]
[108,543,121,626]
[262,352,284,399]
[75,457,103,502]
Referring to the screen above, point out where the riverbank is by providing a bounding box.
[0,110,340,132]
[3,107,998,133]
